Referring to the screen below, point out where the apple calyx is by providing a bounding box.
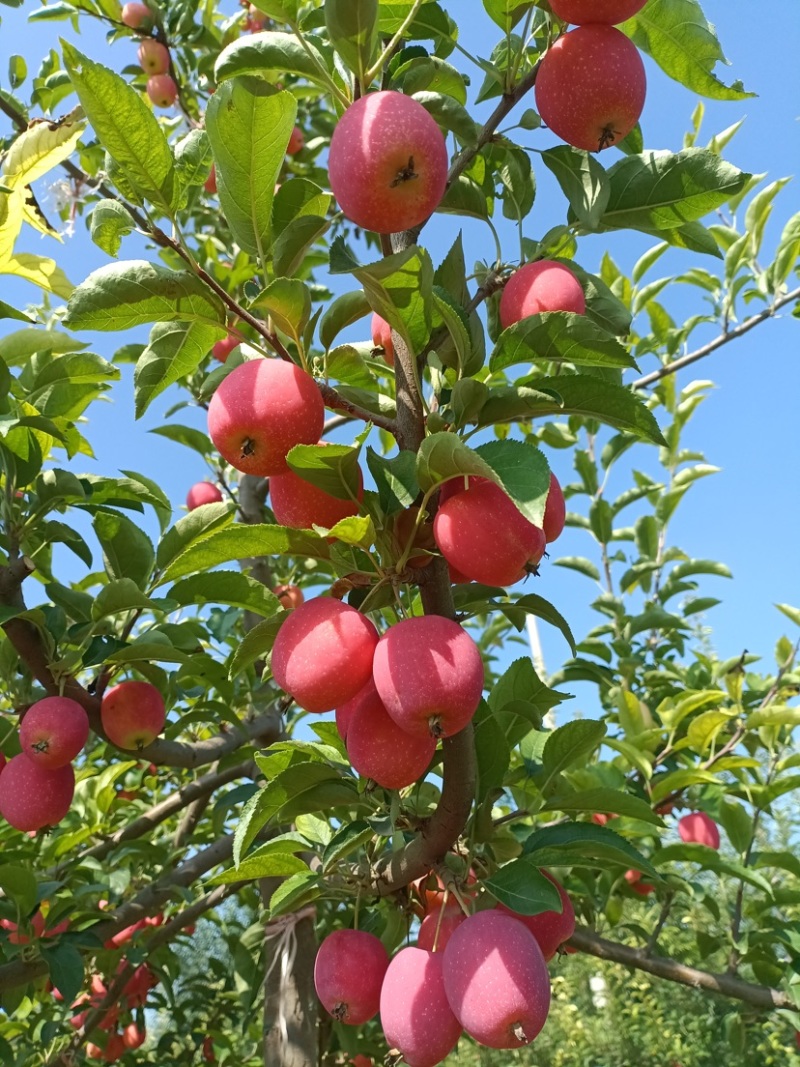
[390,156,419,188]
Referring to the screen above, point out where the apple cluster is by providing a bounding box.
[74,961,158,1061]
[314,868,575,1063]
[120,3,178,110]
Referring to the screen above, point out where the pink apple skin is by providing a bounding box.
[314,929,388,1024]
[204,166,218,195]
[207,359,324,477]
[0,756,75,832]
[328,91,449,234]
[370,313,394,365]
[101,680,165,750]
[269,462,363,531]
[625,869,655,896]
[287,126,304,155]
[372,616,484,739]
[496,871,575,961]
[534,25,646,153]
[271,598,378,713]
[121,1,152,28]
[543,473,566,543]
[678,811,720,850]
[380,947,462,1067]
[147,74,178,109]
[342,682,436,790]
[499,260,585,329]
[443,910,551,1049]
[211,333,238,362]
[137,39,170,75]
[433,480,546,587]
[416,906,466,953]
[186,482,223,510]
[549,0,647,23]
[19,696,89,769]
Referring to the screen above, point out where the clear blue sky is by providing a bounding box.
[1,2,799,699]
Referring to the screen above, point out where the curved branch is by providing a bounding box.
[568,925,794,1011]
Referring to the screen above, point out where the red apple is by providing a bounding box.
[0,756,74,832]
[287,125,304,155]
[271,598,379,713]
[120,1,152,28]
[543,473,566,543]
[103,1033,125,1062]
[269,459,363,531]
[328,91,449,233]
[591,812,618,826]
[100,680,165,751]
[624,869,655,896]
[186,482,223,510]
[19,695,89,769]
[211,333,238,362]
[204,165,217,195]
[496,871,575,961]
[207,358,324,477]
[373,616,484,739]
[370,313,394,365]
[202,1036,215,1062]
[380,947,462,1067]
[678,812,720,850]
[314,929,388,1024]
[499,260,586,328]
[341,682,436,790]
[549,0,647,23]
[146,74,178,109]
[416,906,466,953]
[274,584,304,611]
[122,1022,146,1050]
[535,25,646,152]
[137,39,169,75]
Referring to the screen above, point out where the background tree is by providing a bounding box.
[0,0,799,1065]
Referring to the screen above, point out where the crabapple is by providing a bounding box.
[413,868,477,914]
[122,1023,146,1050]
[287,126,304,155]
[120,2,152,28]
[272,598,378,713]
[543,473,566,543]
[496,871,575,961]
[549,0,647,23]
[101,680,165,750]
[0,756,74,832]
[137,39,169,75]
[433,479,546,586]
[314,929,388,1024]
[443,910,551,1049]
[204,166,217,194]
[269,458,363,531]
[342,682,436,790]
[591,811,618,826]
[535,25,646,152]
[103,1033,125,1062]
[678,811,720,850]
[373,616,484,738]
[328,91,448,233]
[207,358,324,477]
[86,1044,103,1061]
[380,947,462,1067]
[186,482,223,510]
[499,260,586,329]
[146,74,178,109]
[123,963,158,1007]
[624,869,655,896]
[274,584,304,611]
[416,906,466,953]
[370,313,394,365]
[19,695,89,769]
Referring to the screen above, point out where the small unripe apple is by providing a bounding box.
[624,869,655,896]
[147,74,178,109]
[543,473,566,543]
[373,616,484,739]
[186,482,223,510]
[204,165,217,194]
[342,682,436,790]
[416,905,466,953]
[678,811,720,849]
[101,680,165,750]
[380,947,462,1067]
[207,358,324,477]
[328,91,449,234]
[138,39,170,75]
[269,456,363,531]
[0,756,74,832]
[274,584,304,610]
[272,598,378,713]
[120,1,152,29]
[287,126,304,155]
[370,313,394,365]
[499,260,586,329]
[496,871,575,961]
[19,695,89,769]
[443,910,551,1048]
[314,929,388,1024]
[433,479,546,586]
[535,25,646,152]
[549,0,647,23]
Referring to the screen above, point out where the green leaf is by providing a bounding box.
[506,594,577,656]
[776,603,800,629]
[541,788,661,826]
[91,578,163,620]
[0,866,37,914]
[481,0,534,31]
[135,321,224,418]
[61,42,177,212]
[542,146,610,230]
[267,871,320,919]
[155,502,234,570]
[474,439,550,526]
[63,261,226,332]
[523,823,657,877]
[319,290,371,351]
[1,105,83,189]
[488,657,568,746]
[150,423,214,458]
[215,31,330,87]
[652,844,773,895]
[210,839,309,884]
[484,859,563,916]
[473,700,511,803]
[325,0,378,82]
[40,943,84,1006]
[622,0,755,102]
[93,510,154,588]
[158,524,329,585]
[366,448,420,514]
[490,312,636,373]
[649,769,722,805]
[228,613,287,677]
[540,720,607,786]
[173,129,213,191]
[169,572,281,617]
[322,820,375,872]
[89,199,135,258]
[251,279,311,344]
